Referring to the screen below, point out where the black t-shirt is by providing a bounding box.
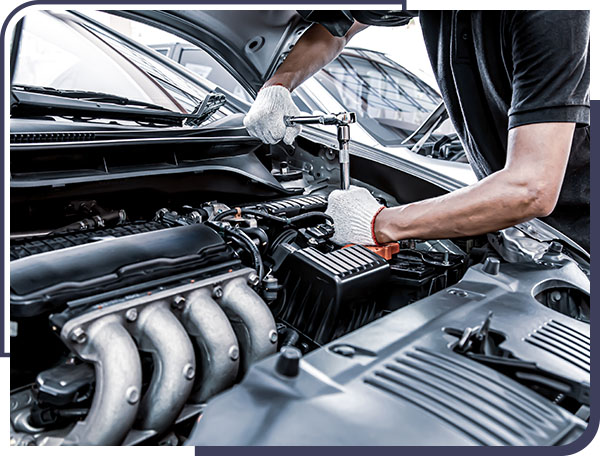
[300,10,591,250]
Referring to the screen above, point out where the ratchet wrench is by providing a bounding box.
[284,112,356,190]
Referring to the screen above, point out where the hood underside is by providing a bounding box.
[113,10,311,95]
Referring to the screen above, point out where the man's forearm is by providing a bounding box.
[375,122,574,242]
[264,22,368,91]
[375,171,547,242]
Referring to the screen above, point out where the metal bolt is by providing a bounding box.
[442,251,450,265]
[125,308,138,322]
[183,363,195,380]
[247,273,260,287]
[280,161,289,175]
[70,327,87,344]
[126,386,140,404]
[228,345,240,361]
[212,286,224,299]
[172,295,186,309]
[269,329,278,344]
[548,241,563,254]
[550,290,563,302]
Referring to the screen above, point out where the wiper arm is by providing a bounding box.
[448,312,590,406]
[401,101,448,150]
[11,87,226,128]
[467,353,590,406]
[12,85,169,111]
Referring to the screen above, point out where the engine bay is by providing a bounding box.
[9,133,590,446]
[10,182,482,444]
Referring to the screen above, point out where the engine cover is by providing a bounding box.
[11,224,237,317]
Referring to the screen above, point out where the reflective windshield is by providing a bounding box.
[12,11,216,116]
[314,50,447,146]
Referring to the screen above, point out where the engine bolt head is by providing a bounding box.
[125,308,138,322]
[228,345,240,361]
[247,273,260,287]
[172,295,186,309]
[212,286,224,299]
[126,386,140,404]
[70,327,87,344]
[183,363,195,380]
[269,329,278,344]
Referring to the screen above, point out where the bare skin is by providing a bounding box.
[375,122,574,242]
[264,22,369,91]
[263,22,576,243]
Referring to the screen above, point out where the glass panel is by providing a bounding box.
[13,11,219,117]
[314,53,443,146]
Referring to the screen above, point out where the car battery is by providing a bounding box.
[271,244,389,345]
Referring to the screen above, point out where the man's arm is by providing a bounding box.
[374,122,575,242]
[263,21,369,91]
[243,21,368,145]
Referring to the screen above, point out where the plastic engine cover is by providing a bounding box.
[11,224,236,317]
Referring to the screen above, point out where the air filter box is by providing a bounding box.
[272,244,389,344]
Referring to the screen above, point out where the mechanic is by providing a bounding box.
[243,11,590,252]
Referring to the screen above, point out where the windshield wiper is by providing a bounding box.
[447,312,590,406]
[12,85,170,111]
[11,85,226,128]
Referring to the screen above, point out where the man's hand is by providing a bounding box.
[325,186,385,245]
[243,86,302,145]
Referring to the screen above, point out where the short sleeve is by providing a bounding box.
[508,11,590,129]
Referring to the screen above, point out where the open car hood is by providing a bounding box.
[114,10,310,96]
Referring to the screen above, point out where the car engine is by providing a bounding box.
[9,186,478,445]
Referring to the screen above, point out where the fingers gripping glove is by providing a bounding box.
[243,85,302,145]
[325,186,385,246]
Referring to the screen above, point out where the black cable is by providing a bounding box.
[288,211,334,225]
[213,208,333,226]
[213,208,285,223]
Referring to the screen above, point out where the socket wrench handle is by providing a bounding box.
[284,112,356,127]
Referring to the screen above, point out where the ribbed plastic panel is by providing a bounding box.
[525,319,590,373]
[10,221,168,260]
[298,245,385,277]
[257,195,327,215]
[365,347,573,445]
[274,244,389,344]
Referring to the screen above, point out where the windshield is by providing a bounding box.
[12,11,219,117]
[313,50,449,146]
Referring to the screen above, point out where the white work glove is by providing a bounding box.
[243,85,302,145]
[325,186,385,246]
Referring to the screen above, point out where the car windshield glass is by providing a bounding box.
[12,11,218,117]
[314,51,448,146]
